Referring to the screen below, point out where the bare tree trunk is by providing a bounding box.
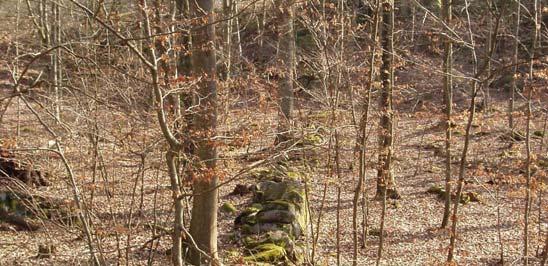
[376,0,399,200]
[177,0,192,77]
[353,1,380,263]
[440,0,453,228]
[523,84,532,266]
[508,0,520,131]
[447,85,477,263]
[376,1,395,264]
[140,2,186,264]
[542,233,548,265]
[176,0,194,169]
[523,0,538,263]
[188,0,219,264]
[51,0,62,122]
[376,179,387,266]
[496,188,505,264]
[275,0,295,144]
[335,131,342,266]
[311,179,328,264]
[233,1,242,64]
[222,0,233,79]
[259,0,267,48]
[165,149,184,266]
[484,0,493,113]
[448,0,479,261]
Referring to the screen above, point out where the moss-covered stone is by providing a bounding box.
[0,191,29,216]
[244,243,287,263]
[511,130,526,141]
[257,210,295,224]
[533,130,545,138]
[0,190,79,230]
[427,185,448,199]
[302,133,323,146]
[369,228,388,237]
[254,181,287,202]
[254,181,304,203]
[307,111,330,122]
[427,185,482,204]
[35,244,56,259]
[250,203,263,210]
[500,130,526,142]
[221,202,237,214]
[283,190,305,205]
[236,166,309,264]
[243,231,293,250]
[459,193,471,204]
[286,171,304,181]
[291,244,306,265]
[249,167,279,180]
[263,200,296,212]
[538,157,548,168]
[235,205,262,226]
[465,191,482,203]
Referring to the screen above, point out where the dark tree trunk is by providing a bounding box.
[376,0,399,200]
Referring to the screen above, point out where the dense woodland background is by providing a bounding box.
[0,0,547,265]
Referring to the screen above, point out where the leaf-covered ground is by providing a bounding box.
[0,2,547,265]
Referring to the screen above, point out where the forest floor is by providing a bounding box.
[1,60,547,266]
[0,8,547,266]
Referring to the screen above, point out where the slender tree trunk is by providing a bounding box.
[484,1,493,113]
[167,149,184,266]
[542,233,548,265]
[448,0,479,261]
[51,0,62,122]
[523,86,532,266]
[523,1,538,263]
[440,0,453,228]
[496,188,505,264]
[376,180,387,266]
[275,0,295,144]
[376,0,399,200]
[233,1,242,63]
[353,1,380,263]
[259,0,267,48]
[176,0,194,194]
[142,2,186,264]
[223,0,232,79]
[177,0,192,77]
[508,0,520,131]
[188,0,219,264]
[376,1,395,264]
[447,82,478,263]
[335,131,342,266]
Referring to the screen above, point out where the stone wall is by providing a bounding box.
[235,168,308,264]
